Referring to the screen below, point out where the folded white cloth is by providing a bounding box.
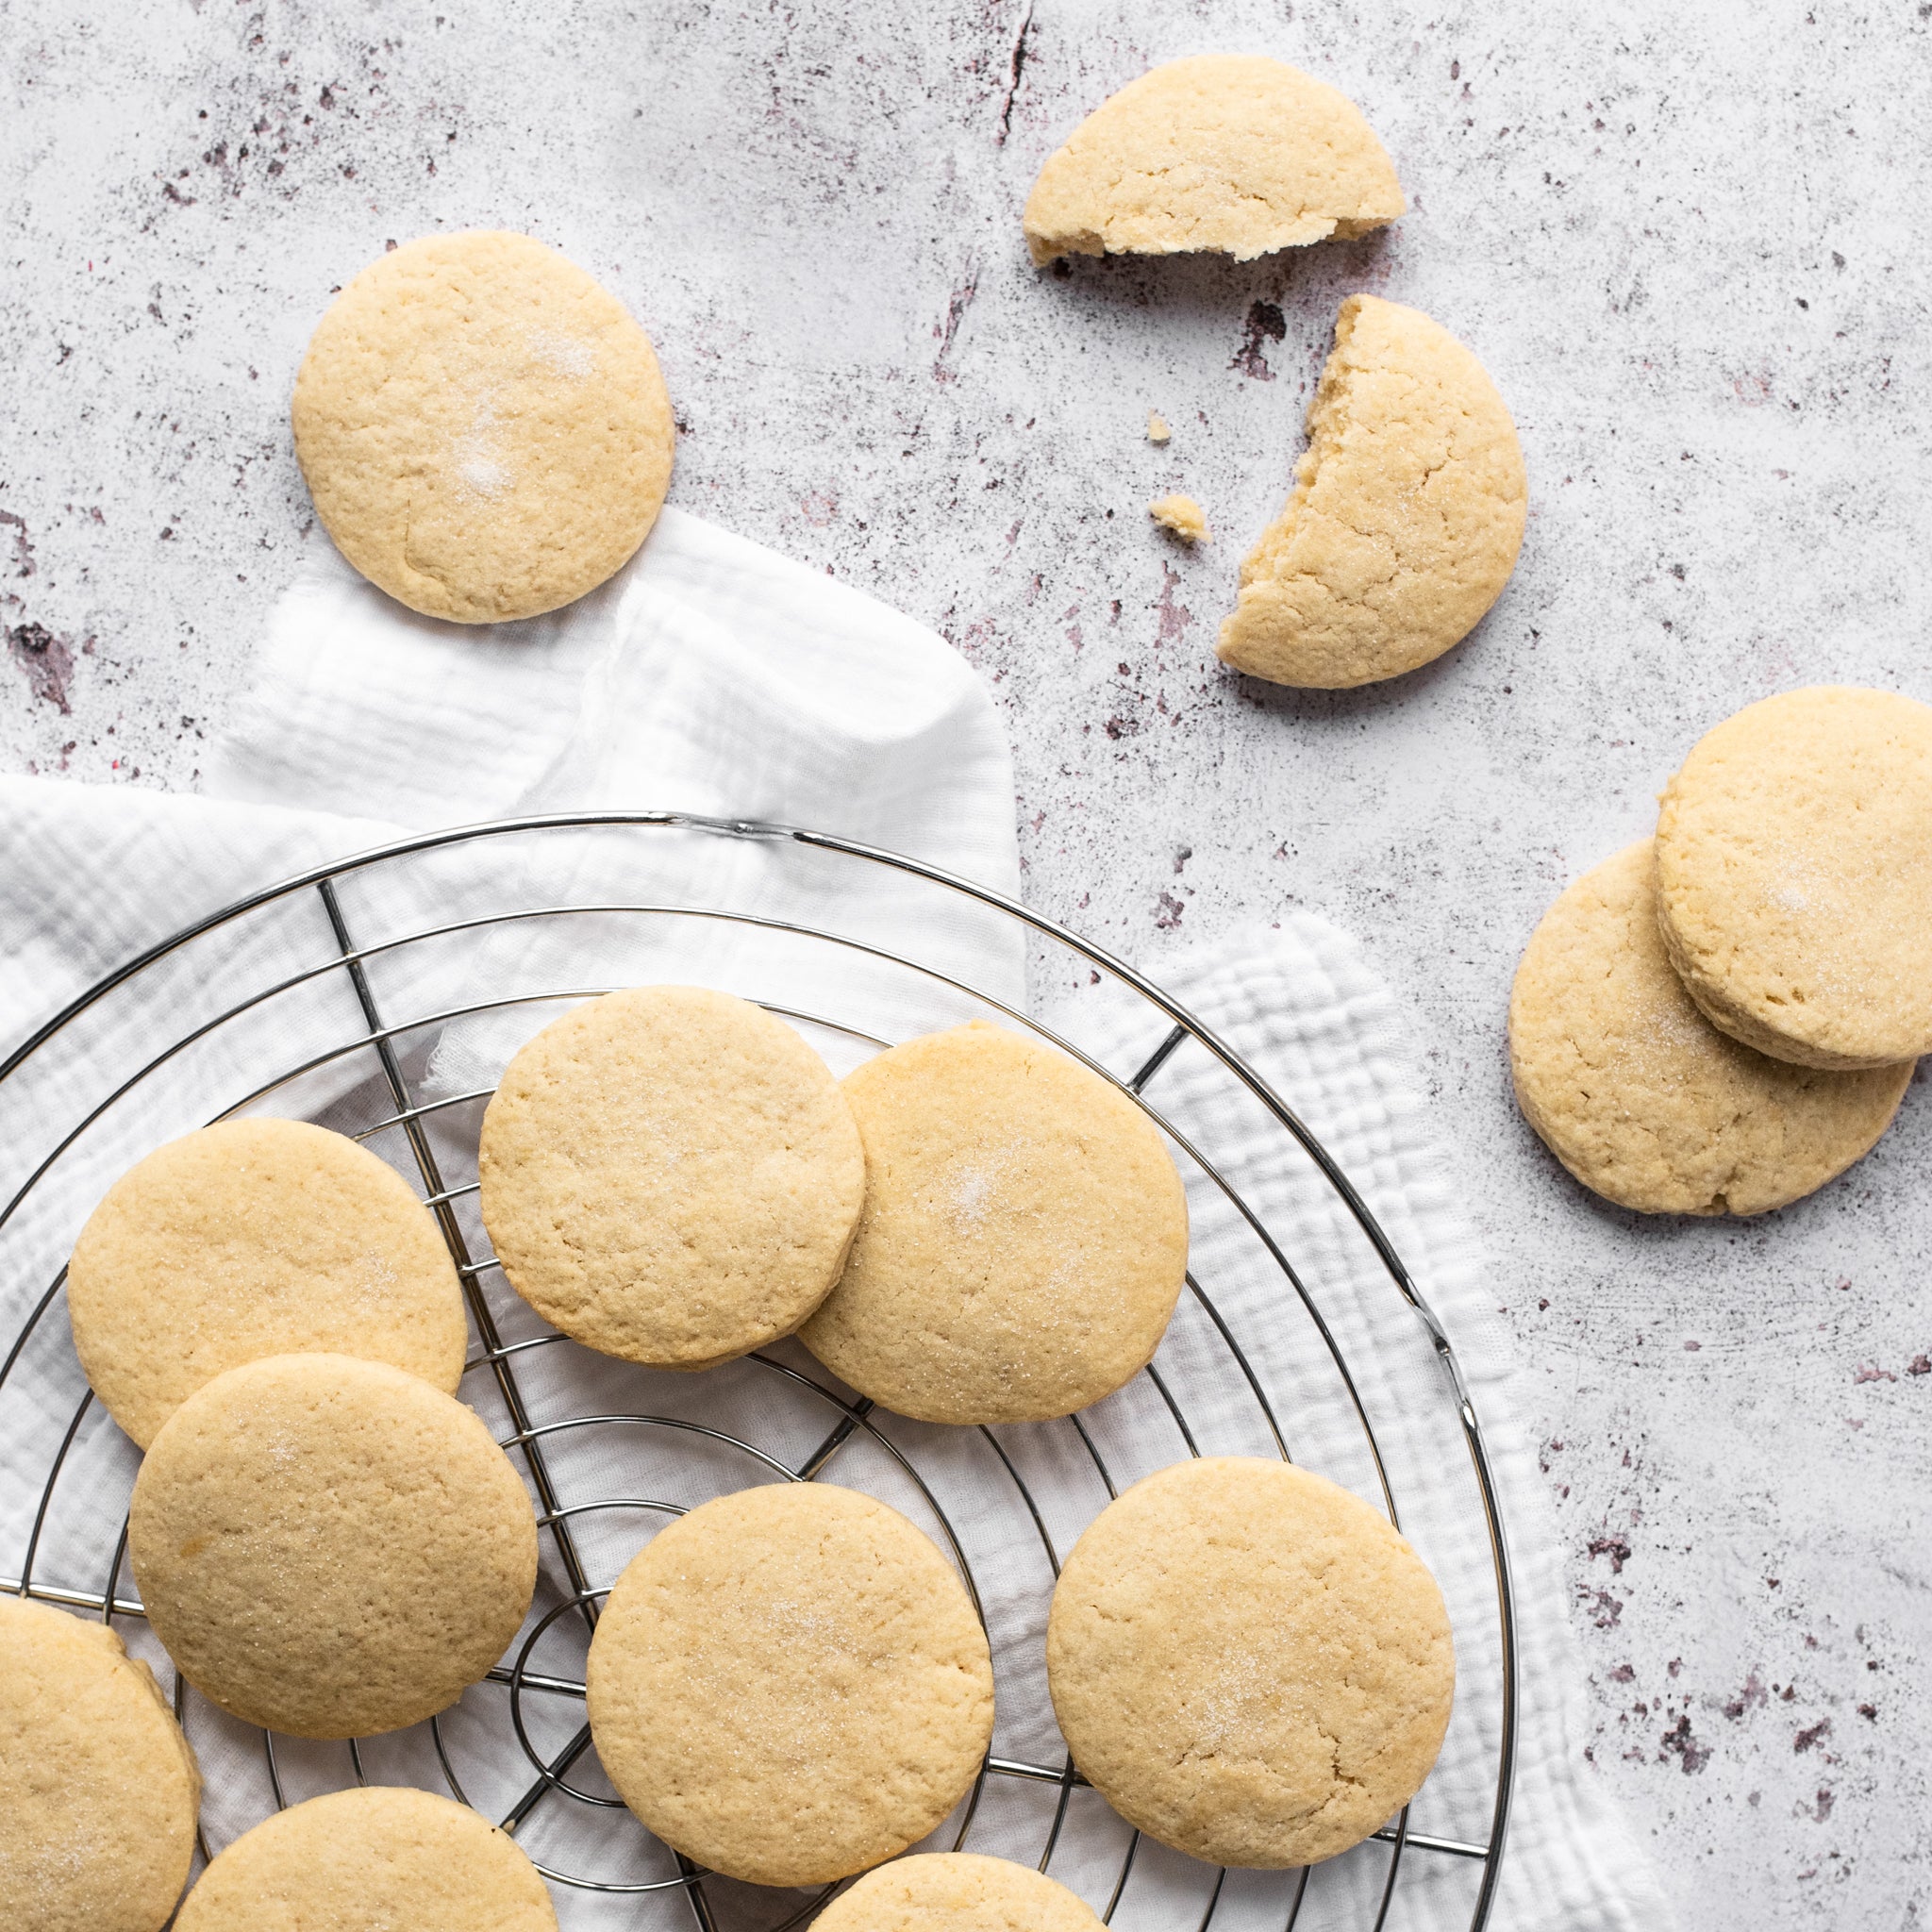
[0,512,1669,1928]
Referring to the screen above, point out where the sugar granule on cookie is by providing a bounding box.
[1024,55,1404,265]
[1219,293,1524,689]
[1148,493,1208,542]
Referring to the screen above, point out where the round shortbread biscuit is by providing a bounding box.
[1655,686,1932,1069]
[798,1022,1188,1424]
[0,1598,202,1932]
[1510,841,1910,1215]
[174,1787,556,1931]
[1047,1457,1455,1869]
[292,229,675,624]
[815,1853,1105,1930]
[129,1354,537,1740]
[585,1483,994,1888]
[68,1117,466,1449]
[480,986,865,1368]
[1023,55,1404,266]
[1218,294,1525,689]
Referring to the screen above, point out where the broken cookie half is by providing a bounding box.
[1218,294,1525,689]
[1023,55,1405,267]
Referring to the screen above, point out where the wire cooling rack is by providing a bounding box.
[0,812,1515,1932]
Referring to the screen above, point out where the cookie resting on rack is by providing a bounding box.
[1046,1457,1455,1868]
[67,1116,466,1449]
[0,1597,202,1932]
[173,1787,558,1932]
[128,1353,537,1740]
[479,985,866,1368]
[798,1021,1189,1424]
[813,1853,1106,1929]
[586,1482,994,1888]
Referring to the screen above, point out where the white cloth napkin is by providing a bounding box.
[0,512,1669,1930]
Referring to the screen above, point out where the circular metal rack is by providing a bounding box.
[0,812,1515,1932]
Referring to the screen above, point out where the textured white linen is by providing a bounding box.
[0,511,1667,1929]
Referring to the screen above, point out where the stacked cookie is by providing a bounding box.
[8,991,1458,1926]
[1510,688,1931,1215]
[1025,55,1528,691]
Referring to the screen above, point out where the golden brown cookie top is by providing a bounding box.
[129,1352,537,1740]
[1024,55,1404,265]
[1047,1457,1454,1869]
[292,229,674,623]
[68,1116,465,1449]
[814,1853,1106,1930]
[0,1596,202,1932]
[1218,293,1525,689]
[175,1788,557,1932]
[479,986,865,1367]
[585,1482,994,1888]
[798,1022,1189,1424]
[1509,841,1910,1215]
[1656,686,1932,1068]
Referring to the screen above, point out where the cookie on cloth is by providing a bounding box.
[479,986,865,1367]
[129,1353,537,1740]
[1510,841,1909,1215]
[1218,294,1525,688]
[0,1597,201,1932]
[798,1021,1189,1424]
[1046,1457,1454,1868]
[1655,686,1932,1069]
[292,229,675,623]
[814,1853,1105,1929]
[68,1116,466,1449]
[1024,55,1404,265]
[586,1482,993,1888]
[174,1787,557,1931]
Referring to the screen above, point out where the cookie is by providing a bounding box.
[68,1117,467,1449]
[798,1022,1189,1424]
[1218,294,1526,689]
[1148,493,1209,542]
[174,1787,556,1931]
[815,1854,1105,1930]
[0,1598,201,1932]
[1510,841,1909,1215]
[1656,686,1932,1069]
[1047,1457,1454,1869]
[585,1482,994,1887]
[292,229,674,623]
[1024,56,1404,266]
[479,986,865,1367]
[129,1353,537,1739]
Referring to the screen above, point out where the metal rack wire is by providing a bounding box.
[0,811,1516,1931]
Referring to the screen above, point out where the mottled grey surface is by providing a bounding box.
[4,1,1929,1923]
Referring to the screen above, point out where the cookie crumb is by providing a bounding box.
[1146,411,1171,443]
[1148,493,1208,543]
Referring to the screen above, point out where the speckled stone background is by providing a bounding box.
[4,1,1929,1923]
